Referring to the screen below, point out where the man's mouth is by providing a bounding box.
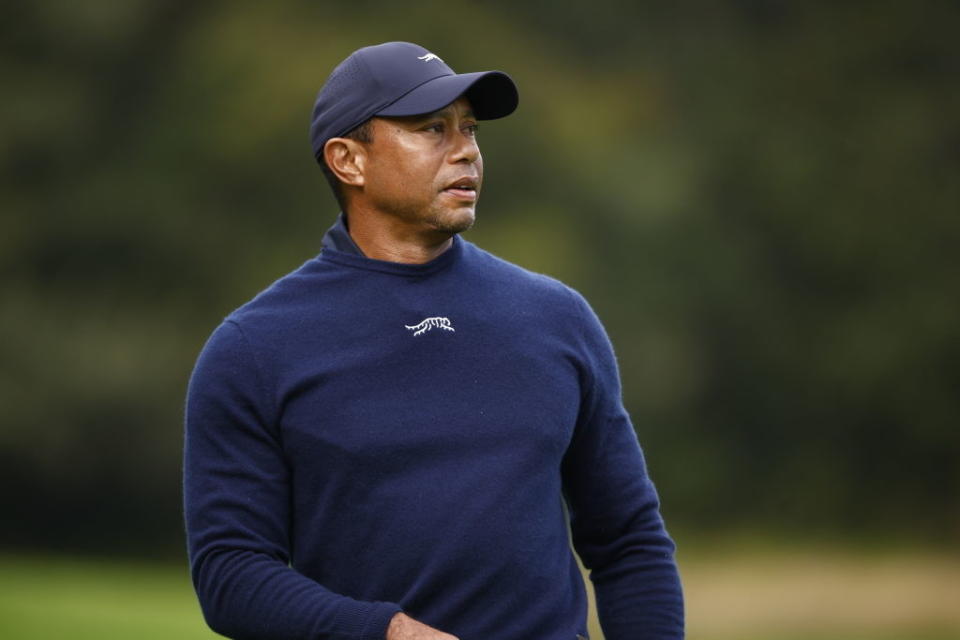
[442,177,479,201]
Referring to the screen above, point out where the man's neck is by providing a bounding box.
[344,207,454,264]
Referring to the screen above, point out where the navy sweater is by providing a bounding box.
[184,224,684,640]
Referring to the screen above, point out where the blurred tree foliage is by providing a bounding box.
[1,0,957,555]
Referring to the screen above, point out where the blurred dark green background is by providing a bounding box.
[2,0,958,638]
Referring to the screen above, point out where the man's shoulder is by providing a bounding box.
[223,255,330,332]
[462,239,579,303]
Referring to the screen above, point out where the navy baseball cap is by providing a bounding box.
[310,41,519,163]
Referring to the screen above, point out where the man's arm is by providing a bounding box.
[386,613,459,640]
[184,321,403,639]
[560,291,685,639]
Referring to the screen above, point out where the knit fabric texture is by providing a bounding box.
[183,229,684,639]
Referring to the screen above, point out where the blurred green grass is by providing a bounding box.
[0,554,217,639]
[1,550,957,639]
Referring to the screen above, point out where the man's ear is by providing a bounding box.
[323,137,367,187]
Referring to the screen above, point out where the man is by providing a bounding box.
[184,41,684,640]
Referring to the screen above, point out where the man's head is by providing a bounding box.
[310,42,518,230]
[325,95,482,235]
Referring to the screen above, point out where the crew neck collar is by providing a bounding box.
[319,213,463,276]
[320,212,365,256]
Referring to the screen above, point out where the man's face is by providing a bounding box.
[361,96,482,235]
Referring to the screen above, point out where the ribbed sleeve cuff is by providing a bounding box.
[330,598,403,640]
[361,601,404,640]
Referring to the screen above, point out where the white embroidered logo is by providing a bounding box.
[405,317,455,336]
[417,53,443,63]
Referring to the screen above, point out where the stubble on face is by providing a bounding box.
[423,201,476,235]
[361,98,483,238]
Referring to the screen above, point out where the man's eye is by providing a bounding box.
[464,124,479,136]
[425,123,444,133]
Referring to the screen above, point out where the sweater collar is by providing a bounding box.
[319,212,463,277]
[320,212,365,256]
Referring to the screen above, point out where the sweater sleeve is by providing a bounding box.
[183,320,402,640]
[560,291,685,640]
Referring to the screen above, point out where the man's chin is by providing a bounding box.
[429,209,475,235]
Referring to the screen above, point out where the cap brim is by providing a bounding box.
[375,71,518,120]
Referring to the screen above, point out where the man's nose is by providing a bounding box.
[450,129,480,163]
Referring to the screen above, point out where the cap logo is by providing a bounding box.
[417,53,443,63]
